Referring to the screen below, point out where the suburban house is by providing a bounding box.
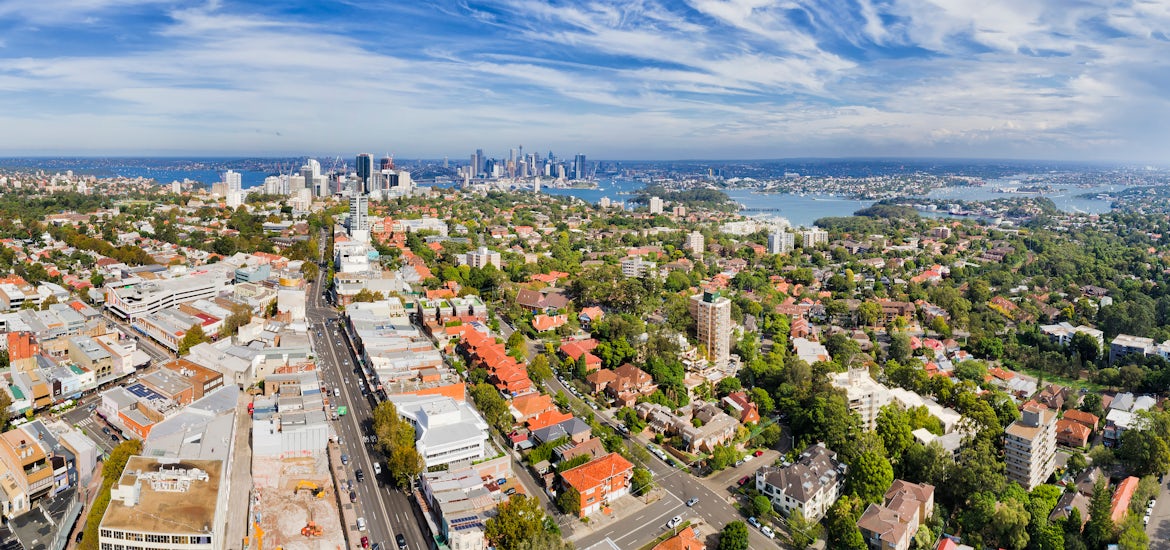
[857,480,935,550]
[722,391,761,424]
[559,453,634,517]
[755,443,846,521]
[1055,418,1092,448]
[516,289,570,313]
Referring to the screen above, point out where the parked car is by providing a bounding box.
[355,469,364,482]
[361,536,370,548]
[738,476,751,486]
[504,487,517,496]
[373,462,382,476]
[350,491,357,503]
[748,517,761,529]
[754,450,764,457]
[357,517,366,531]
[761,526,776,539]
[667,516,682,529]
[341,454,349,465]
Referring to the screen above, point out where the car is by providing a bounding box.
[350,491,357,503]
[373,462,382,476]
[396,534,408,549]
[1149,499,1157,510]
[372,544,382,550]
[747,517,761,529]
[75,531,84,543]
[761,526,776,539]
[667,515,682,529]
[361,536,370,548]
[101,427,111,435]
[356,517,366,531]
[743,455,753,462]
[1144,514,1151,525]
[686,497,699,507]
[504,487,517,496]
[734,459,744,467]
[341,454,349,465]
[738,476,751,486]
[754,450,764,457]
[355,469,365,482]
[496,478,507,486]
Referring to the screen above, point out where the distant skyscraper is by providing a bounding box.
[380,156,394,170]
[356,153,374,192]
[223,170,242,193]
[573,154,587,180]
[534,177,541,194]
[475,148,485,177]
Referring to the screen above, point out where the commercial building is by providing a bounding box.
[104,269,234,322]
[755,443,845,521]
[559,453,634,517]
[349,194,370,239]
[1004,406,1057,490]
[98,457,225,550]
[389,394,489,468]
[689,291,731,368]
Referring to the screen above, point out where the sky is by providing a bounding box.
[0,0,1168,161]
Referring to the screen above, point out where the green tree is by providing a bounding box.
[506,331,528,361]
[876,405,914,461]
[0,387,11,433]
[372,401,423,488]
[752,494,772,518]
[1116,514,1148,550]
[754,423,783,448]
[718,521,750,550]
[632,467,654,495]
[555,487,581,516]
[485,494,555,550]
[301,261,319,282]
[857,301,882,327]
[847,450,894,505]
[177,323,209,355]
[78,439,143,550]
[709,444,738,471]
[786,508,822,549]
[825,495,868,550]
[1084,478,1116,550]
[989,497,1031,549]
[529,354,553,383]
[716,376,742,397]
[889,332,912,363]
[947,436,1005,503]
[219,304,253,338]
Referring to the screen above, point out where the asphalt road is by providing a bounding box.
[306,260,432,550]
[541,376,781,549]
[1149,476,1170,549]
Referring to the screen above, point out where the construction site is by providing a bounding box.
[247,453,346,550]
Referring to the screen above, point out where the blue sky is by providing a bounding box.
[0,0,1167,161]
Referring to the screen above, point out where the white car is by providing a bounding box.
[667,516,682,529]
[373,462,382,476]
[761,526,775,539]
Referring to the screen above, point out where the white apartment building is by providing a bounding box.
[802,229,829,248]
[621,257,657,279]
[648,196,664,214]
[768,231,795,254]
[389,394,489,468]
[685,231,704,255]
[1004,406,1057,490]
[463,247,502,269]
[830,369,962,432]
[689,291,731,368]
[756,443,845,521]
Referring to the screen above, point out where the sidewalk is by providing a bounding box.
[564,492,655,541]
[224,393,254,550]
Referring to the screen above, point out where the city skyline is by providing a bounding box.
[0,1,1167,161]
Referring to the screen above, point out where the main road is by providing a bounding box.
[305,258,432,550]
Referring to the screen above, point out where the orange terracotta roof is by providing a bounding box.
[560,453,634,494]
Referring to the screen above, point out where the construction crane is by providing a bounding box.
[293,480,326,499]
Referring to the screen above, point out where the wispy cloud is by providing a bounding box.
[0,0,1166,160]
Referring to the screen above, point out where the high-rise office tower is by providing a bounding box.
[573,154,587,180]
[689,291,732,367]
[380,156,394,171]
[475,149,485,177]
[356,153,374,192]
[223,170,242,193]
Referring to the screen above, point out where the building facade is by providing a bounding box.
[689,291,731,368]
[1004,406,1057,490]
